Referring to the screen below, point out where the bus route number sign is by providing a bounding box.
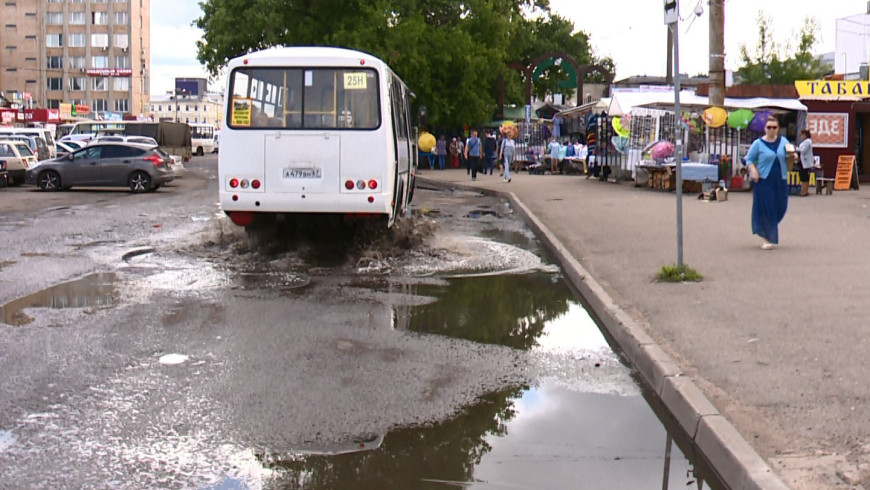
[283,167,322,179]
[344,72,367,90]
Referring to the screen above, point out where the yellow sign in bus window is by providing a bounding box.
[231,97,252,126]
[344,72,367,90]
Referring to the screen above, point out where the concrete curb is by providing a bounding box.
[420,178,790,490]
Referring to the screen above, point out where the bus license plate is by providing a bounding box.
[283,168,322,179]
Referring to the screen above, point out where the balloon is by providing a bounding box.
[417,131,436,152]
[612,117,630,137]
[701,106,727,128]
[651,141,675,161]
[500,121,518,139]
[749,110,773,133]
[727,108,753,130]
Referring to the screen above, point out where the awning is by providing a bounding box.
[609,90,807,116]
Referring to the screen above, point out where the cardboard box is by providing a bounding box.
[716,188,728,201]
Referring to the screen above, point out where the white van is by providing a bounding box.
[0,127,57,158]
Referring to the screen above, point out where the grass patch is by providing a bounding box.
[656,263,703,282]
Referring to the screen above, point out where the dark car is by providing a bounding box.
[25,142,174,193]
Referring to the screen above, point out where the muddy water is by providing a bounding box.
[0,272,117,326]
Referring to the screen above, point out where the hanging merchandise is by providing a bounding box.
[651,141,675,162]
[727,108,753,130]
[701,106,727,128]
[612,117,630,138]
[611,135,629,154]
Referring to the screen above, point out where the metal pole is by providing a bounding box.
[673,21,684,268]
[662,433,673,490]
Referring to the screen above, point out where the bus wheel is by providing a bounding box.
[197,147,204,156]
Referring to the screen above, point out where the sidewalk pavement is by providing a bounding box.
[418,167,870,490]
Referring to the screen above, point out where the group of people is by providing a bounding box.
[433,130,520,183]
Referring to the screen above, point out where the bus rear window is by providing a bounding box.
[228,67,380,130]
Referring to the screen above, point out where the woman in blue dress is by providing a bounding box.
[745,115,793,250]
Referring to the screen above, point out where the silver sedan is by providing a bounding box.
[25,142,174,193]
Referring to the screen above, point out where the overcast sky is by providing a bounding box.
[149,0,870,95]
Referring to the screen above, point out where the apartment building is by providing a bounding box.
[0,0,150,117]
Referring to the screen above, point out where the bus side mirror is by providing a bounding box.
[417,106,427,130]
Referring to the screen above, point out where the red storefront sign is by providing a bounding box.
[85,68,133,77]
[0,108,18,125]
[806,113,849,148]
[75,104,90,116]
[22,109,61,123]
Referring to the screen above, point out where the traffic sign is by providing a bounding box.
[664,0,678,24]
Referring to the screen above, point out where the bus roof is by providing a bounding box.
[230,46,387,70]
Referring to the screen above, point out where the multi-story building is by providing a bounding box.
[148,91,224,129]
[0,0,150,117]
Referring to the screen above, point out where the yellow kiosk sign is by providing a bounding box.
[795,80,870,97]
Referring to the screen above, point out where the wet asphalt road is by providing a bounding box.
[0,157,549,487]
[0,156,703,488]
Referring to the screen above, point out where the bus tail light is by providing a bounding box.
[251,179,261,189]
[368,179,378,189]
[240,179,249,189]
[345,180,354,190]
[229,178,239,188]
[367,196,374,203]
[356,179,365,190]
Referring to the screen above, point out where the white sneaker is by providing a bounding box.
[761,242,777,250]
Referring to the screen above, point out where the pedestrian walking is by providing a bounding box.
[499,132,516,183]
[457,138,465,172]
[483,131,497,175]
[465,130,482,180]
[448,137,459,169]
[745,115,793,250]
[796,129,814,196]
[436,135,447,170]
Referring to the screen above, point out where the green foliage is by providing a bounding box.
[735,12,829,85]
[656,264,703,283]
[194,0,601,127]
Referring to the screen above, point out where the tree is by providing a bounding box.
[194,0,598,127]
[735,12,829,85]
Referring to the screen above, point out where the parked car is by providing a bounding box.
[25,142,175,193]
[213,131,220,153]
[55,141,79,158]
[152,147,185,178]
[60,140,85,150]
[0,139,38,185]
[2,134,50,161]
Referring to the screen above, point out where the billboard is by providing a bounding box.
[175,78,207,97]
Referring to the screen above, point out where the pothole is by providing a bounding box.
[0,273,118,326]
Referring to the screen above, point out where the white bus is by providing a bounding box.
[57,121,126,144]
[188,123,215,155]
[219,46,417,229]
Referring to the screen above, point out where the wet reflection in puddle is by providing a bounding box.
[409,272,572,349]
[259,384,712,489]
[242,270,722,489]
[0,273,117,326]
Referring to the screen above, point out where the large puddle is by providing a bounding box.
[0,272,117,326]
[254,269,723,489]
